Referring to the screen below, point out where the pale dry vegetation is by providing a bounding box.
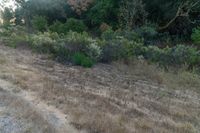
[0,45,199,133]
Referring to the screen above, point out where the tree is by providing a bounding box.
[142,0,200,37]
[86,0,119,28]
[158,0,200,31]
[14,0,77,24]
[67,0,93,15]
[119,0,147,29]
[1,7,13,24]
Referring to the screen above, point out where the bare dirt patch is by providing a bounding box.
[0,45,199,133]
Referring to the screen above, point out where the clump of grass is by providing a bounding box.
[72,53,95,68]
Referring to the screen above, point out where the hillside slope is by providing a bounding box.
[0,44,199,133]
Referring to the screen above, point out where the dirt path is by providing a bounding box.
[0,44,199,133]
[0,79,80,133]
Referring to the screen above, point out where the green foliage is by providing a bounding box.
[1,24,199,69]
[49,20,65,34]
[64,31,102,61]
[29,32,57,53]
[0,26,28,48]
[115,30,142,42]
[136,26,157,40]
[49,18,87,34]
[165,45,200,67]
[191,27,200,45]
[64,18,87,33]
[119,0,147,29]
[101,36,139,62]
[87,0,119,28]
[6,33,28,48]
[1,7,13,25]
[72,52,94,68]
[32,16,48,32]
[101,28,115,40]
[100,29,200,67]
[143,45,200,67]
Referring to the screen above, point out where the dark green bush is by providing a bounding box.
[72,53,94,68]
[101,28,115,41]
[49,21,65,34]
[64,18,87,33]
[191,27,200,45]
[101,37,137,62]
[135,26,158,45]
[62,31,102,61]
[101,29,142,43]
[49,18,87,34]
[32,16,48,32]
[165,45,200,67]
[143,45,200,68]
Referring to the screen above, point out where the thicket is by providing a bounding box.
[0,0,199,68]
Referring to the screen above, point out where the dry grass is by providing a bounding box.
[0,45,199,133]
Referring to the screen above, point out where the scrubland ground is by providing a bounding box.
[0,44,199,133]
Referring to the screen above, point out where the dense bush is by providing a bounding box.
[144,45,200,67]
[101,29,115,41]
[0,26,28,48]
[49,18,87,34]
[135,26,158,45]
[63,31,102,61]
[191,27,200,45]
[165,45,200,67]
[87,0,119,28]
[28,31,101,66]
[32,16,48,32]
[29,32,58,53]
[1,25,199,69]
[64,18,87,33]
[101,36,140,62]
[49,21,65,34]
[72,52,94,68]
[101,29,142,42]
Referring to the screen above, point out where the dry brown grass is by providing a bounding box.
[0,46,199,133]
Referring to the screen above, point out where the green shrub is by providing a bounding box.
[64,18,87,33]
[143,45,200,68]
[63,31,102,61]
[6,33,28,48]
[32,16,48,32]
[116,30,143,42]
[29,32,57,53]
[191,27,200,45]
[49,18,87,34]
[49,20,65,34]
[135,26,158,45]
[102,29,143,43]
[166,45,200,67]
[72,53,94,68]
[101,28,115,40]
[0,26,28,48]
[101,36,139,62]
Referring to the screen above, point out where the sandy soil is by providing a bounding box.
[0,44,199,133]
